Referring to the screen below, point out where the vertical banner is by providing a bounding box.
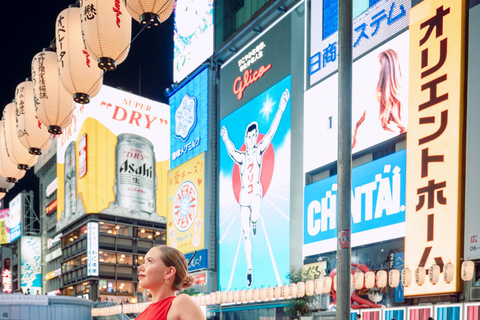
[21,237,42,294]
[87,221,99,276]
[405,0,466,296]
[167,153,205,253]
[0,209,9,244]
[173,0,214,83]
[219,75,291,290]
[169,68,209,169]
[8,194,23,242]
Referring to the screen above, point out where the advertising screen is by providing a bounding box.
[21,236,42,294]
[308,0,410,86]
[304,31,409,173]
[0,209,9,244]
[303,150,406,257]
[169,68,209,169]
[219,75,291,290]
[167,153,205,253]
[56,85,170,232]
[405,0,465,296]
[8,193,23,242]
[173,0,214,83]
[87,222,99,276]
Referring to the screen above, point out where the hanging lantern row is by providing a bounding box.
[188,261,476,307]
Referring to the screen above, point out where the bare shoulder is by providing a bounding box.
[168,294,205,320]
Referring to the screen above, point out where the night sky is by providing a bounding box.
[0,1,174,210]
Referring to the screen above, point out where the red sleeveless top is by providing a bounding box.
[136,296,176,320]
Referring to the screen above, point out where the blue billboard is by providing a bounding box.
[219,75,291,290]
[303,149,406,257]
[21,236,42,294]
[169,67,209,169]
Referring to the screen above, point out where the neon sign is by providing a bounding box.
[232,64,272,100]
[2,269,12,293]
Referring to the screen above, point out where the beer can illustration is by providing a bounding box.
[64,141,77,217]
[115,133,156,213]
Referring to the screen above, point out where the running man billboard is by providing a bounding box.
[304,150,406,257]
[219,75,291,290]
[56,85,170,231]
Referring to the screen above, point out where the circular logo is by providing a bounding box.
[173,181,198,231]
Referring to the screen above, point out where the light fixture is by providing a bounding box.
[0,122,26,183]
[69,237,74,242]
[80,0,132,71]
[461,261,475,281]
[2,102,39,170]
[155,231,160,235]
[354,271,364,290]
[429,264,440,285]
[147,235,152,239]
[314,278,323,295]
[107,230,113,234]
[296,282,305,298]
[120,258,124,262]
[15,80,52,155]
[55,7,103,104]
[415,267,426,286]
[376,270,388,288]
[444,262,455,283]
[115,225,120,229]
[388,269,400,288]
[364,271,375,289]
[402,268,412,287]
[121,254,125,258]
[305,280,314,296]
[126,0,174,28]
[140,229,145,233]
[0,173,15,194]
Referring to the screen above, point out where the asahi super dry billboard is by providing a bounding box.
[56,85,170,231]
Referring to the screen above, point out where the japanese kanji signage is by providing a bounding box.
[167,153,205,253]
[308,0,410,87]
[405,0,466,296]
[87,221,99,276]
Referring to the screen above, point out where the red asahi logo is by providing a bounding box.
[232,64,272,100]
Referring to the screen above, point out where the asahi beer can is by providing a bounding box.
[115,133,156,213]
[64,141,77,217]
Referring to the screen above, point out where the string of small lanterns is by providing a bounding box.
[0,0,175,200]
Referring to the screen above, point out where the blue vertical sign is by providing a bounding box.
[169,67,209,169]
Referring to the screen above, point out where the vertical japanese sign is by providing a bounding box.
[167,153,205,253]
[21,236,42,294]
[405,0,466,296]
[0,209,9,244]
[219,75,291,290]
[87,221,99,276]
[169,68,209,169]
[8,193,22,242]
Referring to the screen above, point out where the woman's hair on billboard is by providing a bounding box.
[376,49,405,134]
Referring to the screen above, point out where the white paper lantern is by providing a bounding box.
[274,286,281,300]
[415,267,426,286]
[0,173,15,193]
[444,262,455,283]
[55,7,104,104]
[239,290,246,303]
[314,278,323,295]
[429,264,440,285]
[461,261,475,281]
[259,288,267,301]
[266,287,273,300]
[15,80,52,155]
[389,269,400,288]
[233,290,240,303]
[80,0,132,71]
[204,293,210,305]
[402,268,412,287]
[209,292,215,305]
[245,289,252,302]
[323,277,332,293]
[2,103,38,170]
[376,270,388,288]
[198,295,204,305]
[305,280,314,296]
[126,0,174,27]
[226,290,234,303]
[215,291,222,304]
[333,275,337,291]
[289,283,297,298]
[252,288,259,302]
[354,271,364,290]
[0,127,26,181]
[364,271,375,289]
[31,50,74,135]
[281,284,289,299]
[220,291,227,304]
[296,281,305,298]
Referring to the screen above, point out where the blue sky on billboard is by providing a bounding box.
[303,149,406,258]
[0,1,174,210]
[219,75,291,290]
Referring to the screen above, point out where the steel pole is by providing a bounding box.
[337,0,353,319]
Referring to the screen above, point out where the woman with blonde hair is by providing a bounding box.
[352,49,406,149]
[135,245,205,320]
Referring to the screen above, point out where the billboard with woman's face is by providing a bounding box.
[304,31,409,172]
